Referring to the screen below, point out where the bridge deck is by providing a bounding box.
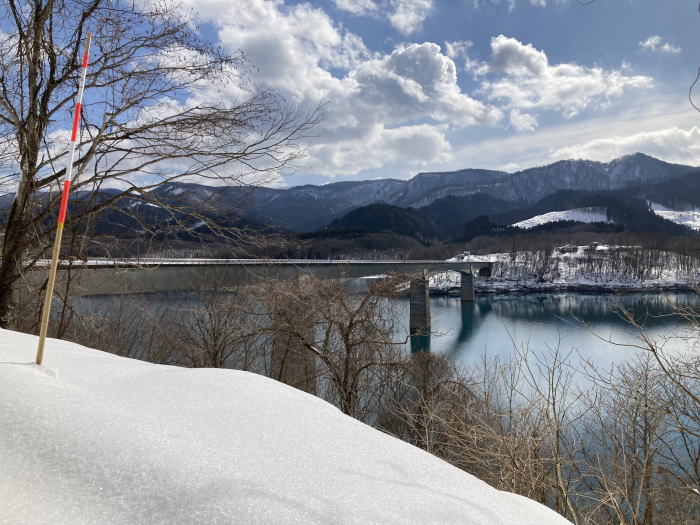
[31,259,492,296]
[48,258,492,268]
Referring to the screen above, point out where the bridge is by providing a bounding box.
[29,257,493,392]
[31,258,492,371]
[35,257,491,334]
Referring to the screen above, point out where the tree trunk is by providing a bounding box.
[0,185,32,328]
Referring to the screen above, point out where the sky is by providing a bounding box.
[179,0,700,186]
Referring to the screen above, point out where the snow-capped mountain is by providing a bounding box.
[483,153,693,203]
[1,153,696,238]
[137,153,694,233]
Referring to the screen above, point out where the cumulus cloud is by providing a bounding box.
[195,0,372,104]
[489,35,547,76]
[172,1,665,178]
[509,109,538,132]
[175,0,500,177]
[550,127,700,165]
[639,35,681,54]
[444,40,473,60]
[388,0,433,34]
[333,0,378,16]
[334,0,433,34]
[350,42,502,127]
[308,123,452,175]
[481,35,653,120]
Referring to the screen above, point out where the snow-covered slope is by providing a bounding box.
[0,330,569,525]
[512,208,610,229]
[438,246,698,292]
[650,202,700,230]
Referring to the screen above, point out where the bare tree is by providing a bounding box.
[70,293,176,363]
[581,357,667,524]
[260,275,407,420]
[170,287,268,371]
[0,0,318,326]
[598,306,700,501]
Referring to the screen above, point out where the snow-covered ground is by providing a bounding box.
[650,202,700,230]
[437,245,699,293]
[0,330,568,524]
[512,208,610,229]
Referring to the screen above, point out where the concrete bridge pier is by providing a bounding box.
[409,269,431,353]
[459,270,474,301]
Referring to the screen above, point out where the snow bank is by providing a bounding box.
[0,330,568,524]
[512,208,610,229]
[650,202,700,230]
[437,246,698,294]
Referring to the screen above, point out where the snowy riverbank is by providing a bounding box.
[433,245,700,294]
[0,329,569,524]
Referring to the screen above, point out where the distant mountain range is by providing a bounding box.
[203,152,696,233]
[2,153,700,244]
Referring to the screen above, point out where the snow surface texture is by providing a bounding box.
[511,208,610,229]
[0,330,569,525]
[438,245,699,293]
[650,202,700,230]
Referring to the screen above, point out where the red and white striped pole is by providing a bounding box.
[36,32,92,365]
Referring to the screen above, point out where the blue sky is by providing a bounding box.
[181,0,700,186]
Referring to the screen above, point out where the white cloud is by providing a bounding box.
[388,0,433,34]
[473,0,561,9]
[333,0,378,16]
[444,40,473,60]
[307,124,452,175]
[350,42,502,127]
[333,0,433,35]
[481,35,653,118]
[182,0,370,104]
[447,101,700,172]
[175,0,501,178]
[550,127,700,165]
[489,35,547,76]
[509,109,538,131]
[639,35,681,54]
[500,162,521,172]
[167,2,674,179]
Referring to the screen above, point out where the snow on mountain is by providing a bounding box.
[269,154,693,230]
[650,202,700,230]
[512,208,610,229]
[127,200,162,209]
[0,330,569,525]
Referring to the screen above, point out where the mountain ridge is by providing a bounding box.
[2,153,698,243]
[228,152,698,231]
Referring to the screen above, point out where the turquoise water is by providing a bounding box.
[76,290,700,370]
[396,292,700,369]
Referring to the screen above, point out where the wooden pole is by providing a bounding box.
[36,33,92,365]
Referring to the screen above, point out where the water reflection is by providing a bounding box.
[442,300,478,360]
[397,292,700,369]
[76,289,700,371]
[409,334,431,353]
[481,292,698,325]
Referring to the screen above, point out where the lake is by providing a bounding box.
[399,291,700,370]
[75,290,700,372]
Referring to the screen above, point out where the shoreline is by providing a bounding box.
[432,281,698,296]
